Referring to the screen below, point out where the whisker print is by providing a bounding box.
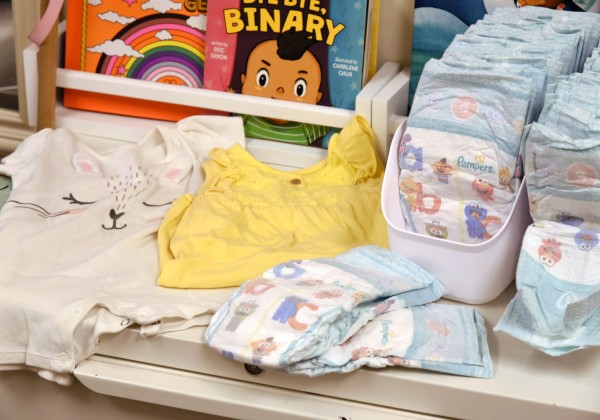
[36,211,74,218]
[7,200,54,216]
[7,200,87,218]
[11,205,71,218]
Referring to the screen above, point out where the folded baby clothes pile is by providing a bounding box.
[397,6,598,245]
[0,116,246,384]
[495,44,600,355]
[158,115,389,289]
[205,246,494,379]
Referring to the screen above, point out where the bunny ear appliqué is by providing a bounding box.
[72,151,102,173]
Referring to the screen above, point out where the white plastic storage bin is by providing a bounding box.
[382,126,532,304]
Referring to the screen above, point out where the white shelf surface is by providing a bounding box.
[75,356,438,420]
[76,284,600,420]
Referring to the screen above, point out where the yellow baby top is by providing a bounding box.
[158,115,390,289]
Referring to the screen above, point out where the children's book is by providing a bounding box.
[203,0,378,145]
[64,0,212,121]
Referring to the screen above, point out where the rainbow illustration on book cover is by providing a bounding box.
[64,0,214,121]
[72,0,207,88]
[94,13,205,87]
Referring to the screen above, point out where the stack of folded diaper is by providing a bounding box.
[397,6,596,244]
[205,246,494,378]
[489,6,600,73]
[495,40,600,355]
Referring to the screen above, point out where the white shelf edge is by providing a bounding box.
[355,61,401,122]
[371,67,410,159]
[75,355,433,420]
[57,68,356,129]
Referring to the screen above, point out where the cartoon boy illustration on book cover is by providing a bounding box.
[236,29,331,145]
[204,0,371,146]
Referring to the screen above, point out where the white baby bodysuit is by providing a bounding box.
[0,116,245,384]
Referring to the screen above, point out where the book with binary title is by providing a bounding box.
[203,0,378,146]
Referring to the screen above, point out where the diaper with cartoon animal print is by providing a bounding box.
[204,246,447,368]
[397,58,530,243]
[495,221,600,355]
[396,6,600,245]
[523,123,600,224]
[495,43,600,355]
[286,302,493,379]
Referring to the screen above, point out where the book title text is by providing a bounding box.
[223,0,345,45]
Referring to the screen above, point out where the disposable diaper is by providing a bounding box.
[523,123,600,223]
[444,33,576,78]
[286,303,494,379]
[495,222,600,355]
[440,55,548,124]
[465,20,585,74]
[546,76,600,105]
[538,97,600,138]
[398,58,531,242]
[408,59,531,173]
[490,6,600,70]
[204,246,447,368]
[398,150,516,243]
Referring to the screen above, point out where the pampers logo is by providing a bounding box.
[380,319,392,345]
[456,155,495,174]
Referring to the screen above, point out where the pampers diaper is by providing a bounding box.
[538,96,600,139]
[396,6,600,247]
[398,58,531,243]
[495,221,600,355]
[523,123,600,224]
[440,55,548,125]
[489,6,600,71]
[465,20,585,74]
[205,246,494,378]
[408,59,532,164]
[551,73,600,108]
[444,33,575,80]
[495,30,600,354]
[584,52,600,73]
[204,246,447,368]
[286,303,493,379]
